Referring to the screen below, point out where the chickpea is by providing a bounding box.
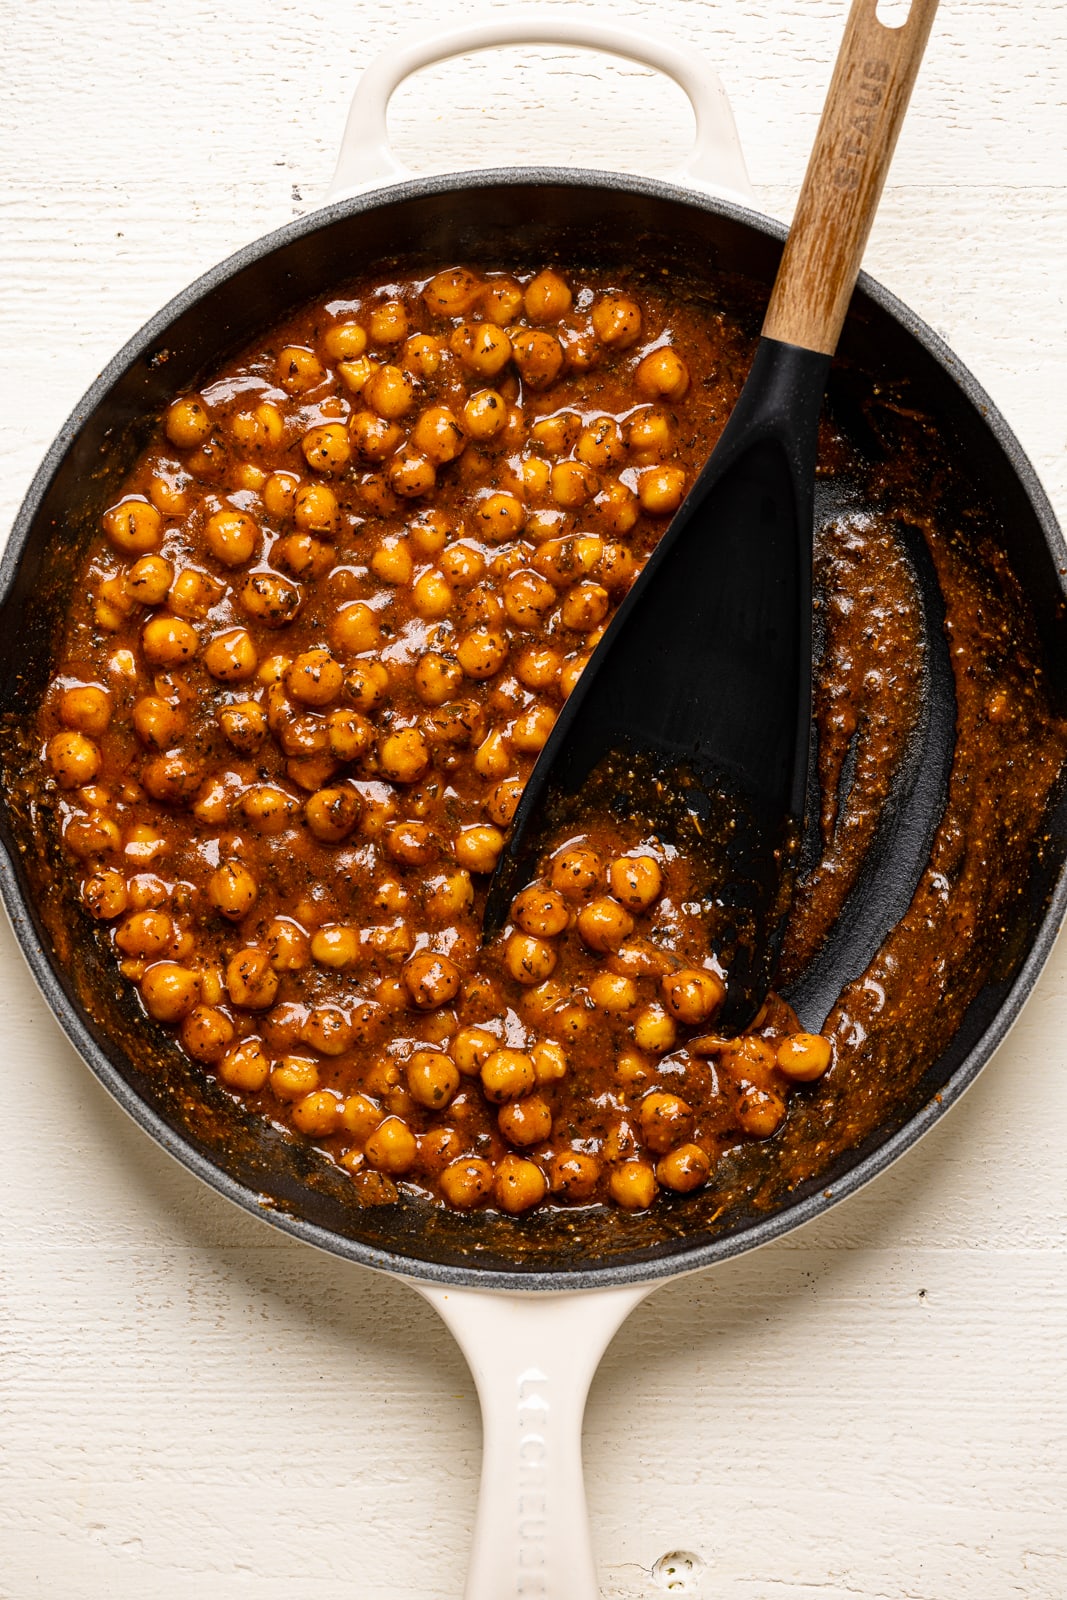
[481,1048,537,1104]
[401,951,461,1011]
[597,542,636,591]
[407,407,463,467]
[219,700,267,752]
[661,968,725,1026]
[302,422,351,474]
[549,844,601,899]
[529,412,578,456]
[462,388,508,441]
[594,479,639,536]
[338,1093,382,1142]
[513,647,560,693]
[205,509,258,566]
[450,321,512,378]
[102,497,163,556]
[218,1038,271,1091]
[209,861,258,920]
[656,1143,711,1193]
[294,481,340,534]
[386,821,437,868]
[576,417,625,470]
[454,824,505,875]
[263,470,299,518]
[309,924,359,970]
[549,1151,601,1202]
[170,566,223,620]
[609,1160,658,1210]
[560,653,589,698]
[365,1115,417,1175]
[338,355,375,394]
[503,932,557,986]
[141,614,198,666]
[368,299,408,345]
[140,961,200,1023]
[639,1091,694,1155]
[59,684,111,737]
[777,1031,833,1082]
[560,581,609,632]
[494,1154,547,1214]
[510,704,556,753]
[326,707,372,762]
[588,972,639,1014]
[344,660,390,711]
[475,491,526,543]
[124,555,174,607]
[82,869,128,920]
[231,403,284,453]
[270,1056,321,1100]
[591,294,643,348]
[238,784,298,834]
[736,1083,787,1138]
[440,541,486,587]
[239,571,302,628]
[226,947,279,1010]
[361,364,415,422]
[531,1040,568,1084]
[511,329,563,389]
[349,411,402,463]
[638,465,687,516]
[284,649,342,708]
[181,1004,235,1064]
[456,628,509,681]
[203,628,258,682]
[507,886,565,942]
[304,784,361,843]
[328,601,379,656]
[266,918,311,971]
[481,276,524,323]
[440,1157,494,1209]
[47,731,100,788]
[407,1049,461,1110]
[522,457,551,497]
[323,320,368,360]
[115,909,175,959]
[635,347,690,402]
[550,460,597,509]
[370,535,414,586]
[147,469,189,516]
[426,869,474,920]
[414,651,463,707]
[633,1002,677,1055]
[499,1094,553,1148]
[521,268,570,321]
[288,1089,342,1137]
[385,448,434,499]
[165,394,212,448]
[375,728,428,786]
[450,1025,497,1077]
[275,533,331,579]
[277,345,324,393]
[576,896,634,954]
[606,854,662,912]
[64,814,121,858]
[486,776,524,828]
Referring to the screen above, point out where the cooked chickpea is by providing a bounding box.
[661,968,725,1026]
[777,1032,833,1082]
[402,951,461,1010]
[47,731,100,788]
[560,581,609,632]
[378,728,430,785]
[302,422,351,474]
[736,1083,787,1138]
[291,1089,343,1137]
[329,602,380,655]
[589,972,639,1014]
[609,1160,658,1210]
[531,1040,568,1084]
[102,497,163,556]
[414,651,463,707]
[411,569,454,620]
[240,571,302,628]
[370,535,414,586]
[525,270,572,321]
[165,395,212,448]
[511,884,569,939]
[592,294,643,348]
[638,465,687,516]
[475,491,525,543]
[294,481,340,534]
[498,1094,553,1147]
[323,320,368,360]
[124,555,174,608]
[454,824,505,875]
[140,961,200,1023]
[238,784,298,834]
[484,777,522,828]
[205,509,258,566]
[59,685,112,737]
[576,896,634,954]
[549,844,602,899]
[550,460,597,509]
[457,628,509,680]
[180,1004,235,1064]
[286,649,343,707]
[115,909,175,959]
[231,403,284,452]
[504,932,558,986]
[481,1048,536,1103]
[363,363,415,421]
[450,1025,497,1077]
[576,417,625,470]
[216,1038,269,1091]
[82,869,128,920]
[440,542,486,587]
[481,276,523,322]
[494,1154,547,1214]
[510,704,556,753]
[656,1143,711,1192]
[270,1056,320,1100]
[511,329,563,389]
[344,660,390,711]
[407,1049,461,1110]
[408,407,463,466]
[304,784,361,842]
[462,388,508,440]
[365,1115,418,1175]
[277,345,324,393]
[325,708,372,762]
[203,628,258,682]
[310,924,360,969]
[209,861,258,921]
[368,300,409,345]
[639,1091,694,1154]
[141,614,198,666]
[226,947,279,1010]
[607,855,663,912]
[141,748,200,805]
[635,346,690,401]
[633,1002,677,1055]
[219,700,267,752]
[451,321,512,378]
[549,1151,601,1202]
[440,1158,494,1209]
[265,918,311,972]
[594,479,639,535]
[170,567,223,620]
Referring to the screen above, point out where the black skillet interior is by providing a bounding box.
[2,172,1066,1289]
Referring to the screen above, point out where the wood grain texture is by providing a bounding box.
[1,2,1066,1597]
[763,0,940,352]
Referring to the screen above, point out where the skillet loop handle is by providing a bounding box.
[327,9,753,206]
[415,1281,651,1600]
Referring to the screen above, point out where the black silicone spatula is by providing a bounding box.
[484,0,940,1027]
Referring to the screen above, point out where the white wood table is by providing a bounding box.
[2,2,1065,1595]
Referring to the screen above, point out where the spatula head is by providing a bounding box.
[484,340,832,1029]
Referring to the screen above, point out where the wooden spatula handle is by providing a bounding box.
[762,0,939,355]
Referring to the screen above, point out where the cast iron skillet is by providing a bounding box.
[3,14,1067,1595]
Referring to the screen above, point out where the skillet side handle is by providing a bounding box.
[416,1281,653,1600]
[326,10,753,206]
[762,0,939,355]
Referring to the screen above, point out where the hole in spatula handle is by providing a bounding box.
[876,0,913,27]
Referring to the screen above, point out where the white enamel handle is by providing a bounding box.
[327,8,753,206]
[416,1280,655,1599]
